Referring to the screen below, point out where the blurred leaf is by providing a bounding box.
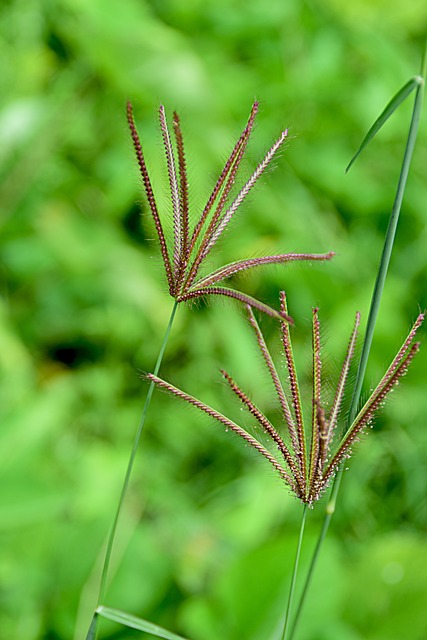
[96,606,190,639]
[342,535,427,640]
[346,76,421,172]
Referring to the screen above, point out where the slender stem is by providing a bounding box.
[281,505,308,640]
[288,494,336,640]
[85,613,99,640]
[99,300,179,604]
[289,42,425,640]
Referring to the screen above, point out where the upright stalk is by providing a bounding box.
[289,43,426,640]
[86,300,179,639]
[281,505,308,640]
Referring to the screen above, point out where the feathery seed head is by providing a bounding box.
[127,101,334,321]
[148,300,423,506]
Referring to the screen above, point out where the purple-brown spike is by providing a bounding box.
[308,308,322,491]
[349,316,424,432]
[322,342,421,488]
[325,312,360,454]
[192,131,289,281]
[191,252,335,290]
[308,400,328,504]
[222,370,305,493]
[159,105,181,276]
[370,313,424,393]
[148,373,299,493]
[280,292,306,480]
[127,102,175,295]
[183,111,261,291]
[172,111,190,268]
[179,286,293,322]
[246,306,300,461]
[186,102,259,264]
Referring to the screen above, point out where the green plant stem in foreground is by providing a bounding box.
[86,300,179,640]
[281,505,308,640]
[289,45,426,640]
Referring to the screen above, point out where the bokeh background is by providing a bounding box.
[1,1,427,639]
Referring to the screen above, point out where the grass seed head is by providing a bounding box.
[127,101,334,321]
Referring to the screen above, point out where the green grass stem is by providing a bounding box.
[289,40,426,640]
[281,505,308,640]
[85,300,179,640]
[85,613,99,640]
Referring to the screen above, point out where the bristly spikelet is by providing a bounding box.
[127,102,334,322]
[148,296,423,506]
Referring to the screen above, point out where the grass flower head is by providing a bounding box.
[149,294,423,505]
[127,102,334,321]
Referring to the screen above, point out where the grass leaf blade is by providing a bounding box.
[84,614,99,640]
[96,606,190,640]
[346,76,421,173]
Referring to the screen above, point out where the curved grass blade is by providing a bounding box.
[346,76,422,173]
[96,606,190,640]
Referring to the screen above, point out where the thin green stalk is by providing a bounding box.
[289,43,425,640]
[86,300,179,640]
[85,613,99,640]
[281,505,307,640]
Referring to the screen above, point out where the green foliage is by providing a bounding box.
[1,1,426,639]
[96,607,190,639]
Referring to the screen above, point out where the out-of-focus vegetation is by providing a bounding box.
[1,1,427,639]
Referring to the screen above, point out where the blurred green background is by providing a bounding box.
[1,1,427,639]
